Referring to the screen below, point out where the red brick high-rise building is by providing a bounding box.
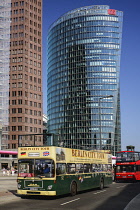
[8,0,43,149]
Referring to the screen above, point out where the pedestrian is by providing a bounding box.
[7,168,9,176]
[2,168,6,176]
[11,167,15,175]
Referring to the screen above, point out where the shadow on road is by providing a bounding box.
[95,182,140,210]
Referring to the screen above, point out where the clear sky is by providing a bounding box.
[42,0,140,151]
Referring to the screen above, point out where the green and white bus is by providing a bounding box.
[17,146,112,196]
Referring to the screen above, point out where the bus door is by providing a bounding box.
[56,163,67,195]
[135,165,140,180]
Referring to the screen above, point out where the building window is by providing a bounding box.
[12,100,16,105]
[12,83,17,88]
[18,91,22,96]
[18,82,22,87]
[34,102,37,107]
[38,103,41,108]
[18,117,22,122]
[34,119,37,124]
[12,108,16,113]
[18,108,22,113]
[12,74,17,79]
[18,65,23,70]
[25,92,28,97]
[18,126,22,131]
[12,144,16,149]
[18,99,22,104]
[34,110,37,116]
[12,126,16,131]
[12,117,16,122]
[12,66,17,71]
[34,127,37,132]
[38,128,41,133]
[18,74,22,79]
[12,91,16,96]
[12,135,16,140]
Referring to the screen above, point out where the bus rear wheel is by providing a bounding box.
[70,181,77,196]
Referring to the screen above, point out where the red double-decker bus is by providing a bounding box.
[115,151,140,181]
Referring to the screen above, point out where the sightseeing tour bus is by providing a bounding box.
[115,150,140,181]
[17,145,112,197]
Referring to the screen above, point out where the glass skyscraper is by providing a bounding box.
[47,5,123,154]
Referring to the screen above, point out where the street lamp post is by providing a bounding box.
[99,95,113,150]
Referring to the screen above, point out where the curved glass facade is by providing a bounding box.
[47,5,123,153]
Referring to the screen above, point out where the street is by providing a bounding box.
[0,176,140,210]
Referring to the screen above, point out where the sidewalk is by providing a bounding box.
[0,172,20,205]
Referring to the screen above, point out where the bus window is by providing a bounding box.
[84,164,90,173]
[92,164,102,172]
[34,159,55,177]
[76,164,84,173]
[134,153,139,161]
[18,159,34,177]
[67,163,76,174]
[97,164,102,171]
[92,164,96,172]
[56,163,66,175]
[103,164,108,172]
[136,165,140,171]
[116,165,135,173]
[107,164,112,172]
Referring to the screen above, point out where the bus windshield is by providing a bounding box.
[116,165,135,173]
[18,159,55,178]
[116,152,140,162]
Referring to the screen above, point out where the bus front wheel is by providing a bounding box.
[70,181,77,196]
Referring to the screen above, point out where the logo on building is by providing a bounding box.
[108,9,116,15]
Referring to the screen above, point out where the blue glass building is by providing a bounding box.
[47,5,123,153]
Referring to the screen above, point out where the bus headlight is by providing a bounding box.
[128,175,133,176]
[47,185,53,190]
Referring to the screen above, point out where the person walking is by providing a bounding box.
[2,168,6,176]
[11,167,15,175]
[7,168,10,176]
